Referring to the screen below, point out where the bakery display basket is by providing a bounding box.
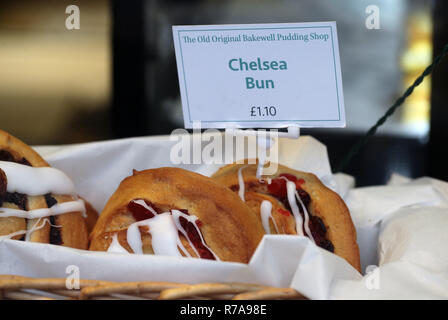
[0,275,304,300]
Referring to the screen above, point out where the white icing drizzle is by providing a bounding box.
[285,180,304,236]
[171,209,220,261]
[26,218,49,242]
[260,200,279,234]
[0,199,86,219]
[0,161,86,219]
[276,176,314,241]
[127,212,183,257]
[126,223,143,254]
[171,210,199,257]
[0,229,27,241]
[294,190,315,243]
[132,199,158,215]
[0,217,60,241]
[107,233,129,254]
[0,161,76,196]
[165,210,192,258]
[123,201,219,259]
[237,166,247,201]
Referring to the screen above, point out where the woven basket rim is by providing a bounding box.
[0,274,306,300]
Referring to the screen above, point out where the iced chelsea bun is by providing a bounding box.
[212,162,361,271]
[0,129,92,249]
[89,167,265,263]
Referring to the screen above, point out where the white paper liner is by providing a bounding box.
[330,175,448,299]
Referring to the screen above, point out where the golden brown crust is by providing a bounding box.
[0,130,89,249]
[244,191,296,234]
[212,162,361,271]
[0,215,26,240]
[90,167,265,263]
[0,129,49,167]
[26,196,51,243]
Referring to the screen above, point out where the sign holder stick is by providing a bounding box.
[225,126,300,139]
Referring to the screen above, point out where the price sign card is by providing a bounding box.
[172,22,345,129]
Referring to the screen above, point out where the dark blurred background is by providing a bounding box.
[0,0,447,186]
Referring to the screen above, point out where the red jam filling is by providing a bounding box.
[127,199,157,221]
[178,216,214,260]
[267,173,334,253]
[127,199,215,260]
[277,208,291,217]
[195,219,203,228]
[267,173,305,199]
[267,177,287,199]
[0,150,31,166]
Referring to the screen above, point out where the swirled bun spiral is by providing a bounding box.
[212,162,360,271]
[0,129,94,249]
[89,167,265,263]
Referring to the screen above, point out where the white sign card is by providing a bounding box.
[172,22,346,129]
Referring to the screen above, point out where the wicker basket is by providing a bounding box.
[0,275,305,300]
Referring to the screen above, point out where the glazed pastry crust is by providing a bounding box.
[212,162,361,271]
[0,129,90,249]
[0,129,49,167]
[90,167,265,263]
